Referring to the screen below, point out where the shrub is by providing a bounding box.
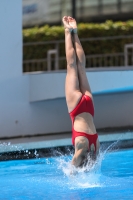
[23,20,133,70]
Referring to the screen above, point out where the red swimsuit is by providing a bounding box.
[69,95,98,152]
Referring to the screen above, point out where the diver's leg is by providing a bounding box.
[62,16,82,112]
[68,16,92,98]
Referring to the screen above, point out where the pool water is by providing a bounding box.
[0,148,133,200]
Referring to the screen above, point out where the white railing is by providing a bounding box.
[23,35,133,72]
[124,43,133,66]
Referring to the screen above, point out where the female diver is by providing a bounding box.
[62,16,100,168]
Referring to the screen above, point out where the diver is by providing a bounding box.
[62,16,100,168]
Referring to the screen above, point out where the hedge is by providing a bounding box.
[23,20,133,71]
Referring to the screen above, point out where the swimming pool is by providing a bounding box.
[0,148,133,200]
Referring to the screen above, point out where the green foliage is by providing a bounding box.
[23,20,133,71]
[23,20,133,42]
[23,25,65,42]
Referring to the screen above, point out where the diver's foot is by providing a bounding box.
[68,16,77,33]
[62,16,73,32]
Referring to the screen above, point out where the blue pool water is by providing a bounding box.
[0,148,133,200]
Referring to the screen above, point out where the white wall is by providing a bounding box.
[29,70,133,133]
[0,0,133,138]
[94,92,133,128]
[29,70,133,101]
[0,0,29,137]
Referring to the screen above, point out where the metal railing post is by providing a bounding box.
[124,43,133,66]
[124,45,128,66]
[55,43,59,70]
[47,49,59,71]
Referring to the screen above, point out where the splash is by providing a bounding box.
[0,142,39,160]
[0,142,28,153]
[57,154,103,189]
[56,140,120,189]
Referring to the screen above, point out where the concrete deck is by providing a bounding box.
[0,130,133,154]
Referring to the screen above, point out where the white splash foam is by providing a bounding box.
[56,141,120,189]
